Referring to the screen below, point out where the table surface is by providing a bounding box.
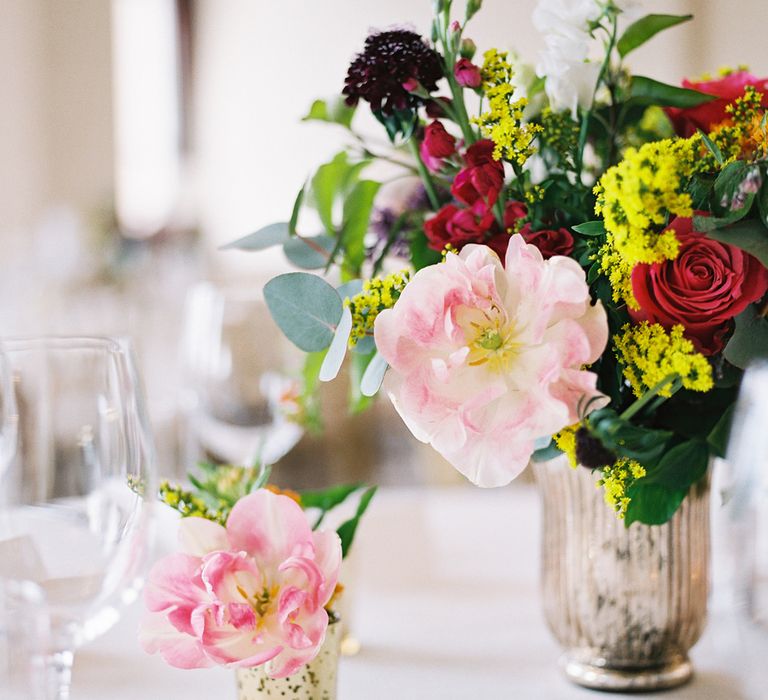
[72,485,767,699]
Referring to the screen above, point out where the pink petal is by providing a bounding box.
[225,491,313,570]
[310,530,342,607]
[139,612,213,669]
[144,553,207,616]
[178,517,229,557]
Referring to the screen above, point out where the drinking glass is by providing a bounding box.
[724,361,768,627]
[180,282,303,471]
[0,336,155,699]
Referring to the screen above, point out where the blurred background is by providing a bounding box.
[2,0,766,489]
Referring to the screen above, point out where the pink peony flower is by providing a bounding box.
[374,237,608,486]
[140,490,342,678]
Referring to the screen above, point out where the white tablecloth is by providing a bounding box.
[73,486,767,699]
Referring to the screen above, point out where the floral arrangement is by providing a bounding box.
[139,462,375,676]
[226,0,768,526]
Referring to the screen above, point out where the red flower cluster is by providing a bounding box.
[630,216,768,355]
[666,71,768,137]
[423,139,576,260]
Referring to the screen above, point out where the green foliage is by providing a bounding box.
[624,482,687,526]
[300,483,363,513]
[628,76,716,108]
[758,176,768,228]
[698,129,723,166]
[724,304,768,369]
[571,220,606,236]
[289,185,305,236]
[705,220,768,268]
[283,235,335,269]
[221,222,289,251]
[300,352,325,432]
[336,486,378,558]
[707,404,735,459]
[588,408,673,466]
[410,233,442,270]
[617,14,692,58]
[531,439,564,462]
[302,97,356,129]
[342,180,382,276]
[310,152,370,237]
[263,273,343,352]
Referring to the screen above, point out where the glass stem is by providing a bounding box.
[45,648,74,700]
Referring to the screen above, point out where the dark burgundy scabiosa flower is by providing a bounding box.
[343,30,444,115]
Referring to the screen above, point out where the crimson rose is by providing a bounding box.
[420,121,457,172]
[666,71,768,137]
[630,216,768,355]
[520,224,575,259]
[424,204,495,251]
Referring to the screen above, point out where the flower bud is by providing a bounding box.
[454,58,482,89]
[460,38,477,60]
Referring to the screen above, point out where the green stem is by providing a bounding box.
[620,375,678,422]
[576,12,618,175]
[407,137,441,210]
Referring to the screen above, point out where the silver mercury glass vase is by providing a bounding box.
[533,455,709,692]
[235,621,341,700]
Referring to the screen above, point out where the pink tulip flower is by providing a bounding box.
[140,490,342,678]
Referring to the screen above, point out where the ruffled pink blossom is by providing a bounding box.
[374,237,608,486]
[140,491,341,678]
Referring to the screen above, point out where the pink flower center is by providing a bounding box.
[463,305,520,373]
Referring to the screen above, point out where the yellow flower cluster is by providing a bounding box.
[598,242,638,309]
[614,322,714,398]
[473,49,541,164]
[524,185,546,204]
[539,107,579,162]
[594,138,697,268]
[598,458,647,518]
[345,270,410,347]
[158,480,226,524]
[553,425,578,468]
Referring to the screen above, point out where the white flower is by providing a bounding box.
[532,0,603,117]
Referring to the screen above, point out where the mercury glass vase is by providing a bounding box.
[533,456,709,692]
[235,621,341,700]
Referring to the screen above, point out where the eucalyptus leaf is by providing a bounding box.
[319,306,352,382]
[220,222,289,251]
[708,404,735,459]
[283,235,335,269]
[629,76,716,108]
[263,273,343,352]
[724,304,768,369]
[336,279,363,301]
[360,351,388,397]
[617,14,692,58]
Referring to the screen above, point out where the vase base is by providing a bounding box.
[560,654,693,693]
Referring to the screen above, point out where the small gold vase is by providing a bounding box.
[534,456,709,692]
[235,621,341,700]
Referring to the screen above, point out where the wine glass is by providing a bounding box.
[179,282,303,471]
[723,361,768,627]
[0,336,155,699]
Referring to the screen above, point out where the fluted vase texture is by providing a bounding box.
[534,456,709,692]
[235,621,341,700]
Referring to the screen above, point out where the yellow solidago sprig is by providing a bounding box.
[553,425,578,468]
[594,138,697,267]
[614,322,714,398]
[472,49,542,164]
[345,270,410,348]
[539,107,580,164]
[598,458,647,518]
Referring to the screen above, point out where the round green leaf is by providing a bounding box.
[263,273,343,352]
[283,235,335,269]
[221,222,289,251]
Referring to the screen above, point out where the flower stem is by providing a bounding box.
[407,138,441,210]
[620,374,678,421]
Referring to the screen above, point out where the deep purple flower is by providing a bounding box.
[343,30,444,115]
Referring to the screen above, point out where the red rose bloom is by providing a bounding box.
[630,216,768,355]
[520,224,575,259]
[666,71,768,137]
[424,204,495,251]
[451,140,504,212]
[454,58,482,89]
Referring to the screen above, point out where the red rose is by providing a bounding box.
[666,71,768,137]
[630,216,768,355]
[454,58,482,89]
[520,224,575,259]
[451,140,504,212]
[503,200,528,232]
[424,204,494,252]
